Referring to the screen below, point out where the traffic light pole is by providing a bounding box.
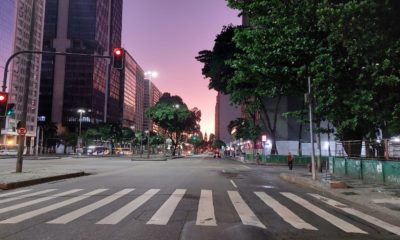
[2,50,111,173]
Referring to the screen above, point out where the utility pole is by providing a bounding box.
[308,76,316,180]
[17,0,37,172]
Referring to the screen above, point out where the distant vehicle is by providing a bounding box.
[87,146,110,155]
[115,147,132,155]
[0,145,19,156]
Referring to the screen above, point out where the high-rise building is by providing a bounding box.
[214,92,241,144]
[143,79,161,132]
[39,0,123,133]
[0,0,46,150]
[122,51,144,131]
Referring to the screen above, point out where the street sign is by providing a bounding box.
[17,128,27,136]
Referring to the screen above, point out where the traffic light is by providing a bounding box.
[112,47,125,69]
[6,103,15,116]
[0,92,8,117]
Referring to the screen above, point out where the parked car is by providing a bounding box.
[0,145,19,156]
[87,146,110,155]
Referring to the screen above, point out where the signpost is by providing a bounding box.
[17,128,27,136]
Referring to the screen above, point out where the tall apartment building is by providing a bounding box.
[122,51,144,131]
[143,79,161,132]
[214,92,241,144]
[0,0,46,149]
[39,0,123,133]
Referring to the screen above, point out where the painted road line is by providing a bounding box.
[230,180,237,188]
[48,189,134,224]
[147,189,186,225]
[310,193,400,236]
[0,189,33,198]
[196,189,217,226]
[372,198,400,205]
[0,189,107,224]
[255,192,317,230]
[228,191,266,229]
[97,189,160,225]
[0,189,82,214]
[281,192,367,234]
[0,189,56,205]
[242,165,251,169]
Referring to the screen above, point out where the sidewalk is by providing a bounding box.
[0,157,85,190]
[278,166,400,222]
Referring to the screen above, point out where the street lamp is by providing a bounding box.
[130,125,135,154]
[145,130,150,159]
[77,109,85,137]
[77,109,85,150]
[144,71,158,80]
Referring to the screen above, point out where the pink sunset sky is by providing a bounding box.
[121,0,241,135]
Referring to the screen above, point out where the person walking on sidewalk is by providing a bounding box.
[287,152,293,170]
[256,152,261,165]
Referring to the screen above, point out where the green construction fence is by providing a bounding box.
[329,157,400,185]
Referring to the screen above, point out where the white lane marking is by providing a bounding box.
[261,185,275,189]
[281,192,367,234]
[230,180,237,188]
[0,189,82,214]
[196,190,217,226]
[242,165,251,169]
[147,189,186,225]
[255,192,317,230]
[0,189,105,224]
[48,189,134,224]
[228,191,266,229]
[0,189,33,198]
[0,189,56,204]
[97,189,160,225]
[372,198,400,205]
[310,193,400,236]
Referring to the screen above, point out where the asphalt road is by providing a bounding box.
[0,155,399,240]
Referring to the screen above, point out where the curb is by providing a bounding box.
[279,173,329,192]
[131,158,168,161]
[0,171,86,190]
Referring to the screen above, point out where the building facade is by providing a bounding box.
[143,79,161,132]
[0,0,46,150]
[214,92,241,144]
[122,51,144,131]
[39,0,123,134]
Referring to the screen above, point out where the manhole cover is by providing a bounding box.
[341,192,359,196]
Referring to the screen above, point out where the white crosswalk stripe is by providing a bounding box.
[0,189,82,214]
[0,187,398,236]
[281,192,367,234]
[309,193,400,236]
[147,189,186,225]
[228,191,266,229]
[48,189,135,224]
[196,189,217,226]
[0,189,33,198]
[0,189,56,205]
[255,192,317,230]
[97,189,159,225]
[0,189,107,224]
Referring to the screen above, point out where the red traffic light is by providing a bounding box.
[113,48,123,56]
[0,92,8,103]
[112,48,125,69]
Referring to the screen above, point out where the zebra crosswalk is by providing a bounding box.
[0,188,399,236]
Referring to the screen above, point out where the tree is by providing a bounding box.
[147,93,201,156]
[196,25,239,94]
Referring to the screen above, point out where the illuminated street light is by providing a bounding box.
[77,109,85,137]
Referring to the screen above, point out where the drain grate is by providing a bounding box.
[341,191,359,196]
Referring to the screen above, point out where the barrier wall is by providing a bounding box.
[329,157,400,185]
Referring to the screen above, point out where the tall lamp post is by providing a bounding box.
[145,130,150,159]
[130,125,135,154]
[77,109,85,148]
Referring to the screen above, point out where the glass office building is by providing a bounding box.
[39,0,123,133]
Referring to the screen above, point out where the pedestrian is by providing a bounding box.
[287,152,293,170]
[256,152,260,165]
